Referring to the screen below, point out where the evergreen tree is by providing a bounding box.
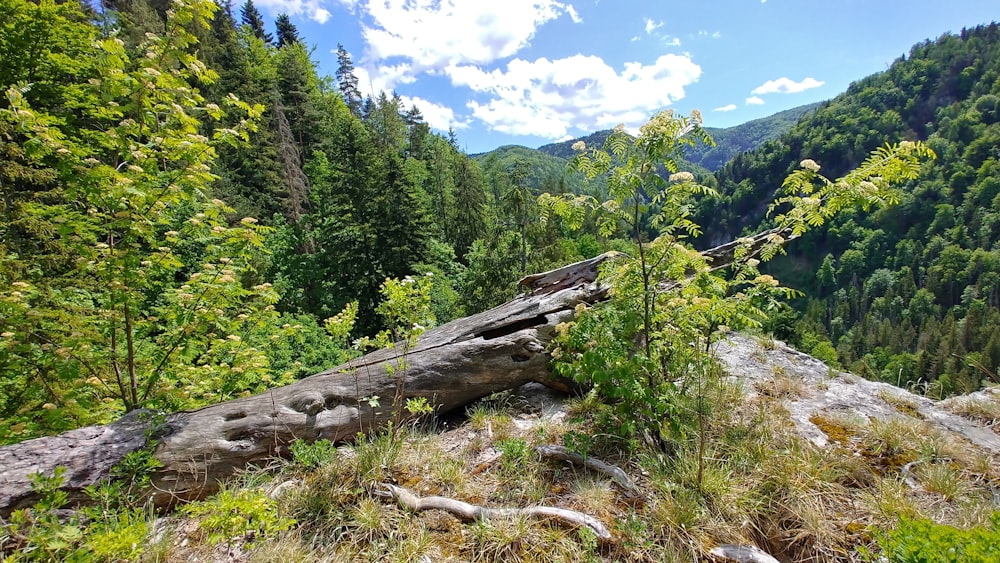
[275,13,299,47]
[336,43,363,116]
[240,0,272,44]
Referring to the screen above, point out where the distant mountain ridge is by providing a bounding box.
[470,102,823,193]
[535,102,822,171]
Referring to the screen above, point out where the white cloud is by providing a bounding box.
[254,0,332,23]
[398,95,469,131]
[714,104,737,112]
[645,18,663,34]
[697,30,721,39]
[357,0,580,70]
[566,4,582,23]
[745,96,765,105]
[751,76,824,95]
[664,36,681,47]
[448,53,701,138]
[630,35,641,42]
[353,63,416,96]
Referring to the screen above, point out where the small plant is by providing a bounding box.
[353,428,403,485]
[871,512,1000,562]
[180,486,295,547]
[497,437,531,479]
[1,468,82,562]
[918,462,969,501]
[289,438,338,471]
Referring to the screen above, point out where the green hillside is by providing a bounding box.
[536,102,821,170]
[701,23,1000,396]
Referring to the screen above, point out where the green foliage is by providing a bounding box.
[0,468,82,561]
[289,438,337,471]
[374,273,435,425]
[0,0,276,440]
[181,486,295,547]
[551,111,934,495]
[872,513,1000,562]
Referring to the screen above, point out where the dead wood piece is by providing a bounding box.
[0,237,794,515]
[708,544,781,563]
[379,483,612,542]
[535,445,642,498]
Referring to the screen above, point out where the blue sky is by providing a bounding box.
[250,0,998,154]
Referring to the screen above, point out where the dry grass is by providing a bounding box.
[86,378,1000,563]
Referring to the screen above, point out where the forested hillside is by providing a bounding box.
[0,0,599,443]
[701,23,1000,397]
[537,101,821,171]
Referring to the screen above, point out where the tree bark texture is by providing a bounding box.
[0,253,613,515]
[0,230,790,516]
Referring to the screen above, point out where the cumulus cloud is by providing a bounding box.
[745,96,765,105]
[751,76,824,95]
[358,0,580,70]
[254,0,331,23]
[447,53,701,138]
[714,104,737,112]
[645,18,663,34]
[353,63,416,97]
[398,95,469,131]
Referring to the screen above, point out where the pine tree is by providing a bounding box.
[240,0,272,44]
[336,43,363,116]
[275,13,299,47]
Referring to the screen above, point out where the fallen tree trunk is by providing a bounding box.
[0,253,611,515]
[0,231,786,516]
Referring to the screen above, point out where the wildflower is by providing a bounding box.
[800,159,821,172]
[1,332,15,338]
[240,217,258,225]
[669,171,694,183]
[754,274,780,287]
[227,334,241,342]
[859,180,878,194]
[899,140,915,149]
[613,123,626,133]
[571,140,586,152]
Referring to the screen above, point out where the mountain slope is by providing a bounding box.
[700,22,1000,396]
[536,102,821,170]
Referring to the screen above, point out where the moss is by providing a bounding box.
[879,390,923,419]
[810,414,854,446]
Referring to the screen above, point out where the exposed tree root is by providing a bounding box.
[534,444,643,499]
[377,483,612,542]
[708,543,781,563]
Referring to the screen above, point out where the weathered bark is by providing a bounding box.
[0,230,787,516]
[0,253,612,516]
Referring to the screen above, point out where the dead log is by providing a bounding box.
[0,231,782,516]
[0,253,612,516]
